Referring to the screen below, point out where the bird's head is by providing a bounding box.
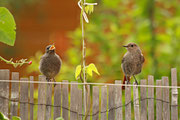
[123,43,139,52]
[46,44,56,54]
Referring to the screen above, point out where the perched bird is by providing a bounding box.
[121,43,145,89]
[39,45,61,85]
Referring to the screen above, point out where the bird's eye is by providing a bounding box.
[47,46,50,50]
[131,45,134,47]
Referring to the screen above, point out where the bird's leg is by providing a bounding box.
[46,77,50,82]
[133,75,138,85]
[126,76,130,84]
[53,78,57,87]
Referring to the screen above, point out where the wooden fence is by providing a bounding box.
[0,68,179,120]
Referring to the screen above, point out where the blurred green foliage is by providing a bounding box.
[67,0,180,85]
[25,0,180,86]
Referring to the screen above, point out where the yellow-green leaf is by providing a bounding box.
[75,65,81,80]
[86,63,100,77]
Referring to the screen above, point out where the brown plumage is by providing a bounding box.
[121,43,145,90]
[39,45,61,85]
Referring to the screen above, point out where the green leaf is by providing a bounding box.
[12,116,21,120]
[55,117,64,120]
[85,5,94,14]
[0,7,16,46]
[86,63,100,77]
[75,65,81,79]
[0,112,9,120]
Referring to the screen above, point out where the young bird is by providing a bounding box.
[39,45,61,85]
[121,43,145,89]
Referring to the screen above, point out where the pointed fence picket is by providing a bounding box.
[0,68,179,120]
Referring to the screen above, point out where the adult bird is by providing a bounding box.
[121,43,145,89]
[39,44,61,86]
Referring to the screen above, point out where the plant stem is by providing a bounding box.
[80,0,87,115]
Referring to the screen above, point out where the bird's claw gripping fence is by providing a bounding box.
[0,68,179,120]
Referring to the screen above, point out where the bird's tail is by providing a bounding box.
[122,76,130,90]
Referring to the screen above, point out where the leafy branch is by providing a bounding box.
[0,56,32,68]
[0,7,31,68]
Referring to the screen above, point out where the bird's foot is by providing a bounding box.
[127,80,130,84]
[46,77,50,82]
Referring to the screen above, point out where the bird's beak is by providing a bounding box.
[49,45,55,50]
[123,45,128,47]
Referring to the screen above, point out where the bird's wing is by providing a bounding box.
[141,53,145,63]
[121,57,125,64]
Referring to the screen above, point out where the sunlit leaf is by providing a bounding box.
[12,116,21,120]
[75,65,82,79]
[55,117,64,120]
[85,5,94,14]
[0,112,9,120]
[0,7,16,46]
[86,63,100,77]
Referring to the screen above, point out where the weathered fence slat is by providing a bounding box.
[70,81,79,120]
[29,76,34,120]
[115,80,122,120]
[108,85,115,120]
[86,85,91,120]
[53,84,61,120]
[148,75,154,120]
[46,84,52,120]
[0,69,10,117]
[37,75,46,120]
[62,80,69,120]
[125,81,131,120]
[133,83,140,120]
[171,68,178,120]
[10,72,19,118]
[20,78,29,120]
[101,86,107,120]
[78,89,82,120]
[162,77,170,120]
[156,80,162,120]
[140,80,147,120]
[92,86,99,120]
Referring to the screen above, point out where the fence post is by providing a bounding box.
[0,69,10,117]
[20,78,29,120]
[148,75,154,120]
[115,80,122,120]
[46,84,52,120]
[162,77,170,120]
[133,83,140,120]
[140,80,147,120]
[101,86,107,120]
[125,81,131,120]
[29,76,34,120]
[62,80,69,120]
[10,72,19,118]
[70,81,79,120]
[156,80,162,120]
[171,68,178,120]
[37,75,46,120]
[53,83,61,120]
[92,86,99,120]
[108,85,115,120]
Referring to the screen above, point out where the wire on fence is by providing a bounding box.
[0,80,179,89]
[0,95,179,117]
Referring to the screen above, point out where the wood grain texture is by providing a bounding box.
[140,80,147,120]
[171,68,178,120]
[92,86,99,120]
[108,85,115,120]
[37,75,46,120]
[46,84,52,120]
[0,69,10,117]
[133,83,140,120]
[148,75,154,120]
[162,77,170,120]
[156,80,162,120]
[20,78,29,120]
[115,80,122,120]
[62,80,69,120]
[125,81,131,120]
[101,86,107,120]
[29,76,34,120]
[10,72,19,118]
[54,84,61,120]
